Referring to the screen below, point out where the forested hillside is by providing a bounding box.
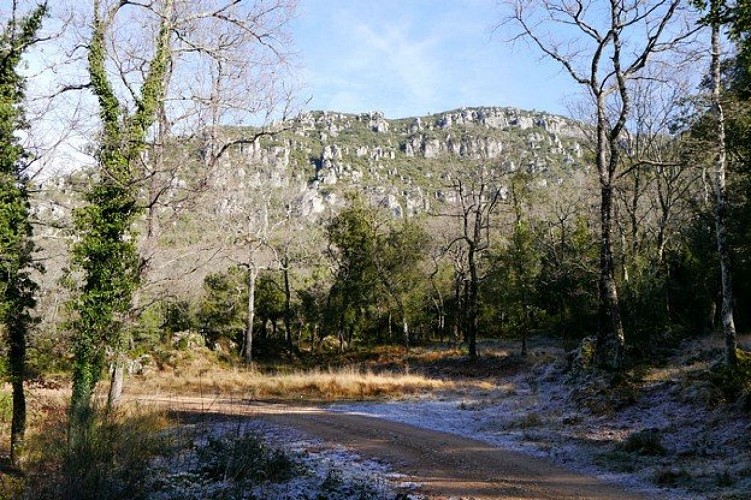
[28,94,750,377]
[32,105,596,361]
[1,0,751,498]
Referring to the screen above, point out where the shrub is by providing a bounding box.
[317,468,384,500]
[621,428,666,456]
[653,467,690,487]
[708,349,751,404]
[506,412,542,429]
[197,432,296,483]
[566,337,596,374]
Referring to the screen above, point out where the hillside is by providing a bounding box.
[212,106,588,218]
[29,106,594,333]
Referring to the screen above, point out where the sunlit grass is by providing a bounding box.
[131,364,452,400]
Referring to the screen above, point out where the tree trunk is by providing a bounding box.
[594,108,626,371]
[453,273,462,346]
[402,315,410,352]
[107,361,124,409]
[596,182,626,370]
[282,256,294,353]
[338,315,345,352]
[521,304,529,357]
[710,16,738,367]
[109,285,145,407]
[388,309,393,342]
[243,266,257,363]
[467,245,479,360]
[8,316,26,469]
[438,310,445,343]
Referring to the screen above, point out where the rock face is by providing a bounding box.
[201,106,588,218]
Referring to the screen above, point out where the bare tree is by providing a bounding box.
[67,0,299,401]
[502,0,697,369]
[441,164,504,360]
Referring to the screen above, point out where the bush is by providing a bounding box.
[621,428,666,456]
[708,349,751,404]
[317,468,384,500]
[197,432,296,483]
[566,337,596,373]
[653,467,690,487]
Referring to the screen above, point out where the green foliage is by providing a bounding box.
[325,195,384,342]
[196,266,246,345]
[376,217,430,343]
[130,303,164,351]
[0,1,47,467]
[69,1,173,416]
[195,266,299,358]
[567,337,596,373]
[483,219,543,338]
[161,298,195,336]
[325,196,429,347]
[684,0,751,339]
[0,391,13,423]
[620,259,672,355]
[317,468,385,500]
[256,271,286,324]
[535,215,599,342]
[298,272,328,341]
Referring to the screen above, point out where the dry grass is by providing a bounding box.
[22,402,173,500]
[0,384,70,464]
[130,365,452,401]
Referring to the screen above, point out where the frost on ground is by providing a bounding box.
[331,338,751,500]
[145,417,421,499]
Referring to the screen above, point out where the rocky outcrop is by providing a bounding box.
[202,106,588,220]
[403,133,504,160]
[366,111,390,133]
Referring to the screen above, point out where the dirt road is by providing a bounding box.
[143,397,646,499]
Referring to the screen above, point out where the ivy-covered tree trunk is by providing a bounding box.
[0,2,47,468]
[69,0,174,418]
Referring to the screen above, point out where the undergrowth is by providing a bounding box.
[20,406,301,500]
[26,406,170,500]
[708,349,751,407]
[620,428,667,456]
[197,432,296,483]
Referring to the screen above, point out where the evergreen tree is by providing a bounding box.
[376,218,429,349]
[325,195,382,349]
[0,1,47,468]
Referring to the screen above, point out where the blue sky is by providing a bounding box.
[291,0,579,119]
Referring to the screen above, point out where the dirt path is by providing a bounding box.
[138,396,646,499]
